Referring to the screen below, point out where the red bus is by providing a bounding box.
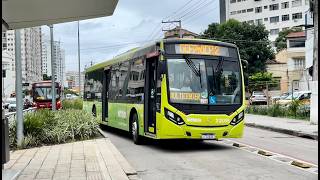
[32,81,62,109]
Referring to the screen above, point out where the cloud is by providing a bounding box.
[42,0,220,72]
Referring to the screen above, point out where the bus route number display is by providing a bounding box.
[170,92,201,103]
[175,44,230,57]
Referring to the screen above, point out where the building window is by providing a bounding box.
[293,59,304,69]
[292,0,302,7]
[269,4,279,10]
[270,29,280,35]
[282,14,290,21]
[292,12,302,20]
[237,10,242,14]
[230,0,236,3]
[255,7,262,13]
[264,17,268,21]
[270,16,279,23]
[230,11,237,15]
[242,9,246,13]
[289,39,305,48]
[255,19,263,25]
[281,2,289,8]
[247,20,254,25]
[247,8,253,12]
[264,5,268,9]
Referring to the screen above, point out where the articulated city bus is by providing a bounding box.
[84,38,245,144]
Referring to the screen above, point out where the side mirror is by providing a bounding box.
[241,59,248,68]
[157,60,166,78]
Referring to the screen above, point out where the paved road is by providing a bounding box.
[233,126,318,165]
[101,126,317,180]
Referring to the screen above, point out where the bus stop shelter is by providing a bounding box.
[2,0,118,178]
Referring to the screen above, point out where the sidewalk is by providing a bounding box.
[245,114,318,140]
[3,138,138,180]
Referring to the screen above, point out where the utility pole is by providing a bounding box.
[49,25,56,111]
[14,29,24,147]
[312,0,318,80]
[78,21,81,96]
[162,20,182,38]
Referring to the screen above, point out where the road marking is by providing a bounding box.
[221,139,318,175]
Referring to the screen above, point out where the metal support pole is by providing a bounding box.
[78,21,81,96]
[14,29,24,146]
[178,21,182,38]
[266,82,269,107]
[49,25,56,111]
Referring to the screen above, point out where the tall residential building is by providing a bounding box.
[2,27,43,84]
[221,0,310,45]
[41,34,51,76]
[53,41,65,87]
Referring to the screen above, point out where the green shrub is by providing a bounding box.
[62,99,83,110]
[9,109,99,149]
[246,102,309,120]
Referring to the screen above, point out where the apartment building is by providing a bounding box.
[221,0,310,45]
[2,27,43,85]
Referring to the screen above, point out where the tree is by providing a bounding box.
[43,74,51,80]
[274,27,302,52]
[201,19,275,75]
[248,72,275,92]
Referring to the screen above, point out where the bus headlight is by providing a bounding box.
[164,108,185,125]
[230,111,244,126]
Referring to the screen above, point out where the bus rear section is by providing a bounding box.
[84,38,246,144]
[32,81,62,109]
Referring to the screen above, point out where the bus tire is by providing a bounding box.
[92,105,97,117]
[131,113,142,145]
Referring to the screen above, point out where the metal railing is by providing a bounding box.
[4,107,37,123]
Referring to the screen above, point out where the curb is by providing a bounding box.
[224,140,318,175]
[97,128,139,179]
[245,123,318,140]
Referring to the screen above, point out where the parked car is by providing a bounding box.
[249,91,267,105]
[66,94,72,100]
[277,91,311,105]
[271,92,290,103]
[7,98,17,112]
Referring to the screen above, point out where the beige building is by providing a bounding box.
[266,31,311,94]
[164,27,199,39]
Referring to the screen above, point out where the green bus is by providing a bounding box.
[84,38,246,144]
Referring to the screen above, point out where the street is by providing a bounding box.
[101,126,318,180]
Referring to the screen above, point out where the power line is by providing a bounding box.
[163,0,195,21]
[177,0,214,20]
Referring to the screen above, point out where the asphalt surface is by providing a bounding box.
[232,126,318,165]
[101,126,318,180]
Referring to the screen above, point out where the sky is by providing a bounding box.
[42,0,220,72]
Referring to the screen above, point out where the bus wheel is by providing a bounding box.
[92,105,97,117]
[131,113,142,145]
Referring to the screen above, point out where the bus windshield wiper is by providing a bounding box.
[215,57,224,77]
[184,55,202,88]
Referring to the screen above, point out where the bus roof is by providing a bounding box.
[85,38,237,73]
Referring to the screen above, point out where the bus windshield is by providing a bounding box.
[33,87,60,101]
[167,57,241,105]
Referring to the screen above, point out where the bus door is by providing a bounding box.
[102,68,111,123]
[144,57,157,134]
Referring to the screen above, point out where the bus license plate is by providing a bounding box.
[201,134,215,140]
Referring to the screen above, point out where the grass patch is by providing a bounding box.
[62,99,83,110]
[9,109,100,149]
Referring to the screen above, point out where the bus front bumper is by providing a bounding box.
[156,119,244,140]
